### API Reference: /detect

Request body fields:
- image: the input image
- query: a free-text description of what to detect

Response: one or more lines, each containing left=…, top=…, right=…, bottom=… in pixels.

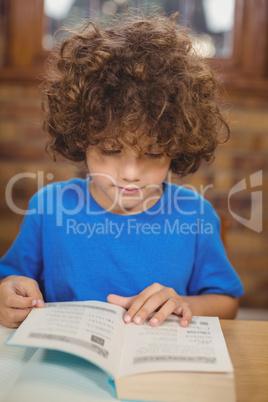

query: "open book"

left=6, top=301, right=236, bottom=402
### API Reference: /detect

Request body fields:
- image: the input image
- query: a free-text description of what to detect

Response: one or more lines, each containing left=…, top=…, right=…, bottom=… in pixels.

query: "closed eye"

left=144, top=153, right=164, bottom=159
left=100, top=149, right=121, bottom=156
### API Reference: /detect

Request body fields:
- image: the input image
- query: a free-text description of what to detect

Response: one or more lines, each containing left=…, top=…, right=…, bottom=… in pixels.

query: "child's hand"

left=0, top=275, right=45, bottom=328
left=107, top=283, right=192, bottom=327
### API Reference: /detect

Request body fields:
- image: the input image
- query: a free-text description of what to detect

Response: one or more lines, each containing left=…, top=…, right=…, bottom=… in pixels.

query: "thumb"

left=13, top=276, right=45, bottom=308
left=107, top=294, right=137, bottom=309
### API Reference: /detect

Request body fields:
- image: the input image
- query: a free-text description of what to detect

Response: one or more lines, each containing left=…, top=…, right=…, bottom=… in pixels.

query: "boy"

left=0, top=13, right=243, bottom=329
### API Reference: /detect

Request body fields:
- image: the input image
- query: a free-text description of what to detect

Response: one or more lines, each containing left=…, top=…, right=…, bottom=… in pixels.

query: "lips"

left=117, top=186, right=142, bottom=195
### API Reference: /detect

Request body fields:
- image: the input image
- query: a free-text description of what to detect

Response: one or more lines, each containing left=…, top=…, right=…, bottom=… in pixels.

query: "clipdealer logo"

left=4, top=170, right=263, bottom=233
left=228, top=170, right=263, bottom=233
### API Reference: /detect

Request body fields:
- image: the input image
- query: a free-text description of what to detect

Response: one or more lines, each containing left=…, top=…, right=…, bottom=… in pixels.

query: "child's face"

left=86, top=146, right=171, bottom=215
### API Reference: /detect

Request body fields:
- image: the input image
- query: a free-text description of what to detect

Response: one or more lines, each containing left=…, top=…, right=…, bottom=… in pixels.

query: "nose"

left=120, top=155, right=142, bottom=183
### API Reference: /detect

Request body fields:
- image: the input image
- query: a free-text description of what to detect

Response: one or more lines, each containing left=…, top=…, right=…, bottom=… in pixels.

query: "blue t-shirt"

left=0, top=179, right=243, bottom=302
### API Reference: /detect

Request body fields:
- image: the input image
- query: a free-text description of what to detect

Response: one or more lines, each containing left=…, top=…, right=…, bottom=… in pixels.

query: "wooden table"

left=221, top=320, right=268, bottom=402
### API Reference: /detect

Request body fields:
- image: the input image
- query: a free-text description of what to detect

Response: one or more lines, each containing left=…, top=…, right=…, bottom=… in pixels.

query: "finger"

left=16, top=277, right=45, bottom=302
left=6, top=277, right=45, bottom=308
left=107, top=294, right=137, bottom=309
left=5, top=306, right=33, bottom=325
left=174, top=305, right=193, bottom=327
left=126, top=287, right=170, bottom=324
left=4, top=290, right=45, bottom=309
left=125, top=284, right=164, bottom=321
left=7, top=296, right=45, bottom=309
left=180, top=306, right=193, bottom=327
left=2, top=287, right=37, bottom=309
left=35, top=300, right=46, bottom=308
left=1, top=319, right=22, bottom=329
left=6, top=321, right=21, bottom=329
left=149, top=297, right=182, bottom=327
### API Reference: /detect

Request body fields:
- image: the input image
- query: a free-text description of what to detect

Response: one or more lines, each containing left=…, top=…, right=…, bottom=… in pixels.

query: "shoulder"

left=164, top=181, right=217, bottom=218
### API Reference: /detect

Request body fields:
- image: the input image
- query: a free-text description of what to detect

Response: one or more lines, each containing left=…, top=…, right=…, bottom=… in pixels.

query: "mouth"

left=116, top=186, right=142, bottom=195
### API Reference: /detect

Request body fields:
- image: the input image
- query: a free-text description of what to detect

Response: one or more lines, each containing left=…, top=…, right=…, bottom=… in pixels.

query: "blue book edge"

left=5, top=331, right=118, bottom=399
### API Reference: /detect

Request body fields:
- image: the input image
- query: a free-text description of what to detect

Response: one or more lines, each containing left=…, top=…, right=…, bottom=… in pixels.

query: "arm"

left=0, top=191, right=47, bottom=328
left=182, top=293, right=239, bottom=319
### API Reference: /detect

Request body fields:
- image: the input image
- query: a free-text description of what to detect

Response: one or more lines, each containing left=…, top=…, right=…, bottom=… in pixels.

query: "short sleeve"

left=0, top=193, right=44, bottom=286
left=187, top=199, right=244, bottom=297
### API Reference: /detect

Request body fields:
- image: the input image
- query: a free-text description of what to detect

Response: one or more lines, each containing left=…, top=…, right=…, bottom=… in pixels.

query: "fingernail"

left=182, top=320, right=189, bottom=327
left=32, top=299, right=37, bottom=306
left=134, top=316, right=141, bottom=324
left=151, top=318, right=159, bottom=326
left=124, top=315, right=131, bottom=323
left=37, top=299, right=45, bottom=305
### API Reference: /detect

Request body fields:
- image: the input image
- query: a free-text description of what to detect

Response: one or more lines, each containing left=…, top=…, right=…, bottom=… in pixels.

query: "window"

left=43, top=0, right=236, bottom=58
left=0, top=0, right=267, bottom=96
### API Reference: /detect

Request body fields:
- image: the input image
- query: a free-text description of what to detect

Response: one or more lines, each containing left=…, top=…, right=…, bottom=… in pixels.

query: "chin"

left=118, top=201, right=142, bottom=211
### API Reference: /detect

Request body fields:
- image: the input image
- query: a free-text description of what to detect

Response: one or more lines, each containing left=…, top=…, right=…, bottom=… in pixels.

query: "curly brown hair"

left=42, top=11, right=229, bottom=176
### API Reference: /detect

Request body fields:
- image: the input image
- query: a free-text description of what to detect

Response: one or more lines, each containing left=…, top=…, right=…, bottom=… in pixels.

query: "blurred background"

left=0, top=0, right=267, bottom=317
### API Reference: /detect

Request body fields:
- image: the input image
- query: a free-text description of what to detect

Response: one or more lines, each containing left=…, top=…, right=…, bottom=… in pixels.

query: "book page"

left=7, top=301, right=126, bottom=378
left=117, top=315, right=234, bottom=378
